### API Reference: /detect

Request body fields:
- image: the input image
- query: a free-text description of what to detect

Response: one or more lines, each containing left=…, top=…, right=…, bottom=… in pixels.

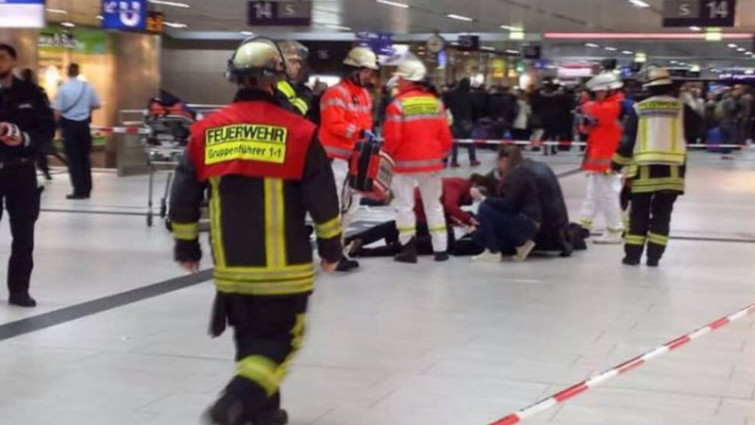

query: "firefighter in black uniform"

left=168, top=37, right=342, bottom=425
left=0, top=44, right=55, bottom=308
left=612, top=67, right=686, bottom=267
left=276, top=40, right=311, bottom=118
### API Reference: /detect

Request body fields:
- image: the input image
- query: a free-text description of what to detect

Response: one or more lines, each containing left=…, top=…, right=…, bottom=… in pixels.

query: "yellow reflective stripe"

left=640, top=165, right=649, bottom=181
left=215, top=277, right=314, bottom=296
left=397, top=226, right=416, bottom=234
left=292, top=98, right=309, bottom=115
left=670, top=166, right=679, bottom=179
left=277, top=81, right=296, bottom=97
left=639, top=118, right=649, bottom=153
left=273, top=313, right=306, bottom=385
left=214, top=265, right=315, bottom=282
left=578, top=219, right=593, bottom=229
left=429, top=225, right=447, bottom=233
left=172, top=222, right=199, bottom=241
left=634, top=151, right=686, bottom=164
left=625, top=234, right=646, bottom=245
left=264, top=179, right=287, bottom=268
left=670, top=117, right=679, bottom=154
left=315, top=216, right=342, bottom=240
left=236, top=355, right=280, bottom=396
left=632, top=177, right=685, bottom=187
left=209, top=178, right=226, bottom=268
left=612, top=153, right=632, bottom=166
left=647, top=232, right=669, bottom=246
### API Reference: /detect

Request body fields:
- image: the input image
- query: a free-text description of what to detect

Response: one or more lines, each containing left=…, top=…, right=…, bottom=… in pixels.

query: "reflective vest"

left=634, top=95, right=687, bottom=165
left=318, top=79, right=373, bottom=160
left=277, top=80, right=309, bottom=116
left=582, top=94, right=623, bottom=172
left=382, top=87, right=453, bottom=174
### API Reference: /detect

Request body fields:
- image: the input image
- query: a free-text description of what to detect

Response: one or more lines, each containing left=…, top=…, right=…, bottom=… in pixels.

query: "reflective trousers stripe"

left=172, top=222, right=199, bottom=241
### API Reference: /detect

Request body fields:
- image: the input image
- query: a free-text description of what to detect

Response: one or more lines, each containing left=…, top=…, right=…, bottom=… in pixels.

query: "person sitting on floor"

left=470, top=146, right=542, bottom=262
left=345, top=177, right=486, bottom=258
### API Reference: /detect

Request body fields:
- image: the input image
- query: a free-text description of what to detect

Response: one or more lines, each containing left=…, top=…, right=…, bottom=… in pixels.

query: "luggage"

left=348, top=135, right=394, bottom=201
left=706, top=127, right=724, bottom=153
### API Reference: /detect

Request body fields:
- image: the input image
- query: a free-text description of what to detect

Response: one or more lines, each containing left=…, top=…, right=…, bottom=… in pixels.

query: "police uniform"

left=0, top=76, right=55, bottom=305
left=169, top=87, right=342, bottom=422
left=612, top=94, right=686, bottom=265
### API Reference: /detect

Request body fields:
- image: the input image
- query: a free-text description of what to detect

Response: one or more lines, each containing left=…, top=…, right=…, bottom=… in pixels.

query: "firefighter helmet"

left=394, top=53, right=427, bottom=82
left=226, top=37, right=287, bottom=83
left=586, top=71, right=623, bottom=92
left=644, top=66, right=673, bottom=88
left=343, top=46, right=379, bottom=70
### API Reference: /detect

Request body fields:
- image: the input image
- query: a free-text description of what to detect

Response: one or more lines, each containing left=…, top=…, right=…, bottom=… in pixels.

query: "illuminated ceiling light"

left=737, top=47, right=746, bottom=52
left=506, top=49, right=520, bottom=54
left=61, top=21, right=75, bottom=27
left=97, top=15, right=104, bottom=20
left=509, top=31, right=525, bottom=40
left=447, top=14, right=474, bottom=22
left=164, top=21, right=188, bottom=28
left=585, top=42, right=599, bottom=48
left=728, top=43, right=738, bottom=48
left=705, top=31, right=722, bottom=41
left=690, top=65, right=701, bottom=72
left=604, top=46, right=618, bottom=51
left=325, top=24, right=352, bottom=31
left=670, top=60, right=678, bottom=64
left=746, top=69, right=754, bottom=75
left=376, top=0, right=409, bottom=8
left=148, top=0, right=190, bottom=8
left=481, top=46, right=495, bottom=51
left=46, top=8, right=68, bottom=14
left=628, top=0, right=651, bottom=7
left=545, top=33, right=751, bottom=40
left=622, top=50, right=633, bottom=54
left=689, top=26, right=702, bottom=31
left=240, top=31, right=254, bottom=36
left=500, top=25, right=522, bottom=31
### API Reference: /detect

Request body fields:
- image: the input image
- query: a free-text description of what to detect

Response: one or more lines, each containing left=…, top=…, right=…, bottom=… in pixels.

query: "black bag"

left=568, top=223, right=588, bottom=251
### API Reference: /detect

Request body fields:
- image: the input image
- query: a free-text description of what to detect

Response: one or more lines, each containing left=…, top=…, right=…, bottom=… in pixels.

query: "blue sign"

left=102, top=0, right=147, bottom=31
left=357, top=32, right=394, bottom=56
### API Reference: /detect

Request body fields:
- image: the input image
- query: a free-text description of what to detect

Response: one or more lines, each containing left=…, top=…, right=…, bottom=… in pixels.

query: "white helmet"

left=394, top=53, right=427, bottom=82
left=586, top=71, right=623, bottom=92
left=644, top=67, right=673, bottom=88
left=343, top=46, right=379, bottom=70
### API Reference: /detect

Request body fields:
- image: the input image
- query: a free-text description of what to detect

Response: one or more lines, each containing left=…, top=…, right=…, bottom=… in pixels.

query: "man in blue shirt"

left=52, top=63, right=101, bottom=199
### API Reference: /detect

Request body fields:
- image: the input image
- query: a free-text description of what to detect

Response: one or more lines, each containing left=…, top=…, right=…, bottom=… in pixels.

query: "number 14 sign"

left=663, top=0, right=737, bottom=27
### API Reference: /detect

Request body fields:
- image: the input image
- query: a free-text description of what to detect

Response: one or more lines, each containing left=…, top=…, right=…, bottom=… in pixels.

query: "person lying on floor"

left=470, top=145, right=543, bottom=262
left=345, top=177, right=486, bottom=258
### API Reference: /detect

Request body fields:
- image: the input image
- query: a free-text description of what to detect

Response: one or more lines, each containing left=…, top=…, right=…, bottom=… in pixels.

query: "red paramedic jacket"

left=582, top=93, right=624, bottom=172
left=382, top=86, right=453, bottom=174
left=318, top=79, right=374, bottom=160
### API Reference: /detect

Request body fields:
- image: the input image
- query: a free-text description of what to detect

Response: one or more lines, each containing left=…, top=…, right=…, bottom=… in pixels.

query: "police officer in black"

left=0, top=44, right=56, bottom=307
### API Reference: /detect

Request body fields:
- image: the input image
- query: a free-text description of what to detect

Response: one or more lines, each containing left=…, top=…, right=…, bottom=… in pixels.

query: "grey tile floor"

left=0, top=149, right=754, bottom=425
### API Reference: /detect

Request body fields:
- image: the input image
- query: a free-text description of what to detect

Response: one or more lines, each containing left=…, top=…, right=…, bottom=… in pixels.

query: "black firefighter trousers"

left=212, top=292, right=309, bottom=423
left=625, top=192, right=678, bottom=262
left=0, top=163, right=40, bottom=296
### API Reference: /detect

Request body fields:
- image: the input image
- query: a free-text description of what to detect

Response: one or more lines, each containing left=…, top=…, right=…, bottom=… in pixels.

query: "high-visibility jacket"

left=169, top=89, right=342, bottom=296
left=612, top=95, right=687, bottom=194
left=277, top=80, right=309, bottom=116
left=318, top=79, right=373, bottom=160
left=382, top=86, right=453, bottom=174
left=582, top=93, right=623, bottom=172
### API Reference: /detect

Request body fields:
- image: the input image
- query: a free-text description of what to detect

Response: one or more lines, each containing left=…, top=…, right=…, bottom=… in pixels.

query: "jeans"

left=450, top=120, right=477, bottom=163
left=474, top=203, right=538, bottom=255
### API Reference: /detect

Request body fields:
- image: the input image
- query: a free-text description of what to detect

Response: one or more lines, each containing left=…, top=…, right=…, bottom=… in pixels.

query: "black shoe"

left=622, top=257, right=640, bottom=266
left=394, top=239, right=418, bottom=264
left=203, top=394, right=247, bottom=425
left=44, top=172, right=52, bottom=181
left=252, top=409, right=289, bottom=425
left=9, top=293, right=36, bottom=308
left=434, top=252, right=450, bottom=262
left=344, top=238, right=362, bottom=258
left=646, top=257, right=660, bottom=267
left=335, top=257, right=359, bottom=272
left=66, top=194, right=87, bottom=200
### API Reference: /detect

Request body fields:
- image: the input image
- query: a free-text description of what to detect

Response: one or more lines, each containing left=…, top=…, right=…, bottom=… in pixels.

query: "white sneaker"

left=513, top=240, right=536, bottom=262
left=593, top=232, right=623, bottom=245
left=472, top=250, right=502, bottom=262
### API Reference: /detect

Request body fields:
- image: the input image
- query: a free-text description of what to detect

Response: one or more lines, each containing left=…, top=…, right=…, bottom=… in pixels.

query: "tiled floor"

left=0, top=149, right=754, bottom=425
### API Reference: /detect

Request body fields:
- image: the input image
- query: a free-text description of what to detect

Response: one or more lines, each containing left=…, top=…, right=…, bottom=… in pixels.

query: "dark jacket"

left=521, top=159, right=571, bottom=253
left=0, top=77, right=55, bottom=161
left=488, top=91, right=519, bottom=126
left=443, top=79, right=474, bottom=123
left=169, top=89, right=342, bottom=296
left=485, top=164, right=542, bottom=224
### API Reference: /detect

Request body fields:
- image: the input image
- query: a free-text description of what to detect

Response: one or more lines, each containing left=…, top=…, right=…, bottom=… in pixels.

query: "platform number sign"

left=101, top=0, right=147, bottom=31
left=247, top=1, right=312, bottom=26
left=663, top=0, right=736, bottom=27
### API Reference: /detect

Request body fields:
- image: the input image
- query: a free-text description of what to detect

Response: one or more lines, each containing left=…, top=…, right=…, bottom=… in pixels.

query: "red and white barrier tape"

left=488, top=303, right=755, bottom=425
left=91, top=125, right=151, bottom=135
left=455, top=139, right=748, bottom=149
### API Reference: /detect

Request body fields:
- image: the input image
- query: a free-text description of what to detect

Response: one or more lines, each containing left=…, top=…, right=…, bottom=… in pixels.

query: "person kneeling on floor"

left=471, top=146, right=542, bottom=262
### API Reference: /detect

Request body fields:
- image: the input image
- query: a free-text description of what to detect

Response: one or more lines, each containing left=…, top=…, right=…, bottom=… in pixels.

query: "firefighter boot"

left=394, top=238, right=418, bottom=264
left=203, top=393, right=248, bottom=425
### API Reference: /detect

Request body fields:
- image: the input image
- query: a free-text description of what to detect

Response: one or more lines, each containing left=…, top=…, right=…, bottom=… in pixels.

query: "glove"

left=361, top=129, right=376, bottom=141
left=0, top=122, right=25, bottom=147
left=174, top=240, right=202, bottom=264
